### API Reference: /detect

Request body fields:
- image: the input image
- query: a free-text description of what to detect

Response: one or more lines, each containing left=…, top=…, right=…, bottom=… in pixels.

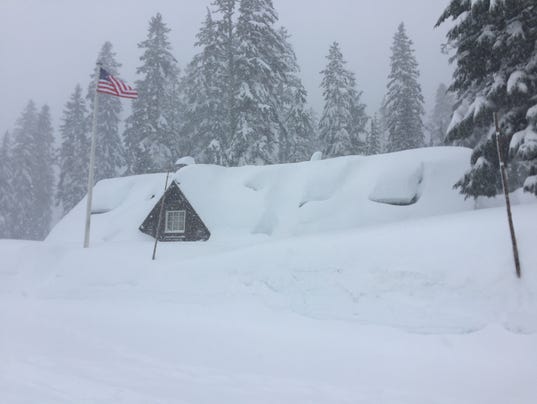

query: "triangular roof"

left=139, top=181, right=210, bottom=241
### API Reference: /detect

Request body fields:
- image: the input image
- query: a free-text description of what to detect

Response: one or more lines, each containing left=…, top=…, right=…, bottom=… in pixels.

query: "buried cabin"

left=139, top=181, right=211, bottom=242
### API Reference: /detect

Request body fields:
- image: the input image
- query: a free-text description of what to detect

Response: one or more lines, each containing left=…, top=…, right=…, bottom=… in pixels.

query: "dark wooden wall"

left=139, top=182, right=210, bottom=242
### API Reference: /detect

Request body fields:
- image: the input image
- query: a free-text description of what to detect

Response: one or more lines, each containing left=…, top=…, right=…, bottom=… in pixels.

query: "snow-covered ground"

left=1, top=147, right=537, bottom=403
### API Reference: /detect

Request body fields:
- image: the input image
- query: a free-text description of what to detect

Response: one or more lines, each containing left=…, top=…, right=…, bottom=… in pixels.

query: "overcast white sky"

left=0, top=0, right=453, bottom=135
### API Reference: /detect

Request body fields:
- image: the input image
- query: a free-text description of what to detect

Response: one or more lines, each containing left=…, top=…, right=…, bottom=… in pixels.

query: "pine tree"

left=319, top=42, right=367, bottom=158
left=124, top=13, right=182, bottom=174
left=367, top=114, right=382, bottom=155
left=87, top=42, right=125, bottom=181
left=230, top=0, right=288, bottom=165
left=377, top=96, right=390, bottom=153
left=0, top=132, right=14, bottom=238
left=278, top=27, right=315, bottom=163
left=182, top=7, right=229, bottom=164
left=427, top=83, right=455, bottom=146
left=57, top=85, right=90, bottom=215
left=350, top=83, right=368, bottom=154
left=34, top=105, right=55, bottom=239
left=384, top=23, right=425, bottom=152
left=284, top=84, right=315, bottom=162
left=183, top=0, right=311, bottom=166
left=437, top=0, right=537, bottom=197
left=10, top=101, right=41, bottom=240
left=308, top=108, right=322, bottom=154
left=213, top=0, right=239, bottom=163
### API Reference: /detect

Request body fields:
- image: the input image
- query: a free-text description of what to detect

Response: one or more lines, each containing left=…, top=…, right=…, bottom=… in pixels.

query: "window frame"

left=164, top=210, right=186, bottom=234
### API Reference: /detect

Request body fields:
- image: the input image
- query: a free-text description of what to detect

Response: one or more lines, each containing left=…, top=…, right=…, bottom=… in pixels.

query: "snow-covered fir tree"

left=7, top=103, right=54, bottom=239
left=0, top=132, right=14, bottom=238
left=165, top=69, right=186, bottom=162
left=229, top=0, right=288, bottom=165
left=427, top=83, right=455, bottom=146
left=181, top=7, right=229, bottom=164
left=350, top=86, right=369, bottom=153
left=34, top=105, right=55, bottom=239
left=318, top=42, right=368, bottom=158
left=283, top=83, right=315, bottom=162
left=87, top=42, right=125, bottom=181
left=182, top=0, right=313, bottom=166
left=366, top=114, right=382, bottom=155
left=278, top=27, right=315, bottom=163
left=384, top=23, right=425, bottom=152
left=57, top=85, right=90, bottom=215
left=307, top=107, right=322, bottom=154
left=10, top=101, right=42, bottom=240
left=213, top=0, right=239, bottom=164
left=377, top=96, right=390, bottom=153
left=124, top=13, right=182, bottom=174
left=437, top=0, right=537, bottom=197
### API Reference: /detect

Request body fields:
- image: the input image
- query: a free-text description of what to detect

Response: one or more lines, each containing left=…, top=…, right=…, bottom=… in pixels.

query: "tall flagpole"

left=84, top=62, right=102, bottom=248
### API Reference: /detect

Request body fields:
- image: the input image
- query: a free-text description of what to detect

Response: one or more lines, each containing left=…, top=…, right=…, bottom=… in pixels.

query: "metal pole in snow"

left=83, top=62, right=102, bottom=248
left=493, top=112, right=522, bottom=278
left=152, top=170, right=170, bottom=261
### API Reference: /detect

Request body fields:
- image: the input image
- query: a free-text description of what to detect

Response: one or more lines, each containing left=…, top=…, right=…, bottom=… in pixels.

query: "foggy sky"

left=0, top=0, right=452, bottom=135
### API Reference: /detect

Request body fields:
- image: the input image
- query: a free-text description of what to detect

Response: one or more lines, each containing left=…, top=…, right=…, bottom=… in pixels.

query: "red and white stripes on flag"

left=97, top=67, right=138, bottom=99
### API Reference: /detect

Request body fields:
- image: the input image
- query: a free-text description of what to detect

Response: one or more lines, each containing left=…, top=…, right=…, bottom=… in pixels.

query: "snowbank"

left=2, top=146, right=537, bottom=404
left=2, top=202, right=537, bottom=403
left=48, top=147, right=474, bottom=243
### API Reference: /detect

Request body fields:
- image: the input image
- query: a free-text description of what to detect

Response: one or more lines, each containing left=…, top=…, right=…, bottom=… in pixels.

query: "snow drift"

left=48, top=147, right=475, bottom=243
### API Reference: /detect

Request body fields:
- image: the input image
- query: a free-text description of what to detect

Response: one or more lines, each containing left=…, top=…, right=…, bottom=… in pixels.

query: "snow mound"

left=369, top=162, right=424, bottom=205
left=47, top=147, right=474, bottom=243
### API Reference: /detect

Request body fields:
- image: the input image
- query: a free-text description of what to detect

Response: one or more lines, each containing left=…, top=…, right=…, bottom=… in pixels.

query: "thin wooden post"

left=152, top=170, right=170, bottom=261
left=494, top=112, right=522, bottom=278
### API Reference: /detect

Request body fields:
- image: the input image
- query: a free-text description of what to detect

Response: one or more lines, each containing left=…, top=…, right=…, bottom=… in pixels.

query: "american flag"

left=97, top=67, right=138, bottom=99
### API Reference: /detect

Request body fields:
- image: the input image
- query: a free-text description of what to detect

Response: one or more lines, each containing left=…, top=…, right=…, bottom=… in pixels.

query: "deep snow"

left=47, top=147, right=480, bottom=242
left=2, top=147, right=537, bottom=403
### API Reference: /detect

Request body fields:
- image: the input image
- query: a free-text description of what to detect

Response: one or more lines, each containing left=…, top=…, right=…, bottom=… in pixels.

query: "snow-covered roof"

left=47, top=147, right=475, bottom=243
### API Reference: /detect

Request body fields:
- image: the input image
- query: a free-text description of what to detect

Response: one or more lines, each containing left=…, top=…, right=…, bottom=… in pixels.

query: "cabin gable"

left=139, top=181, right=210, bottom=242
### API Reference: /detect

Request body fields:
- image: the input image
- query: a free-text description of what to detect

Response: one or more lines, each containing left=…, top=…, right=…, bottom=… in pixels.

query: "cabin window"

left=165, top=210, right=186, bottom=233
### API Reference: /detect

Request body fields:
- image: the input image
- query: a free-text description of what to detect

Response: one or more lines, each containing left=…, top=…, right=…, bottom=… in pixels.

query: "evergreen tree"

left=278, top=27, right=315, bottom=163
left=283, top=83, right=315, bottom=162
left=10, top=101, right=41, bottom=240
left=427, top=83, right=455, bottom=146
left=318, top=42, right=367, bottom=158
left=57, top=85, right=90, bottom=215
left=350, top=83, right=369, bottom=153
left=213, top=0, right=239, bottom=163
left=230, top=0, right=288, bottom=165
left=384, top=23, right=425, bottom=152
left=366, top=114, right=382, bottom=155
left=377, top=96, right=390, bottom=153
left=182, top=0, right=312, bottom=166
left=0, top=132, right=14, bottom=238
left=124, top=13, right=182, bottom=174
left=308, top=108, right=322, bottom=154
left=34, top=105, right=55, bottom=239
left=182, top=7, right=229, bottom=164
left=87, top=42, right=125, bottom=181
left=437, top=0, right=537, bottom=197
